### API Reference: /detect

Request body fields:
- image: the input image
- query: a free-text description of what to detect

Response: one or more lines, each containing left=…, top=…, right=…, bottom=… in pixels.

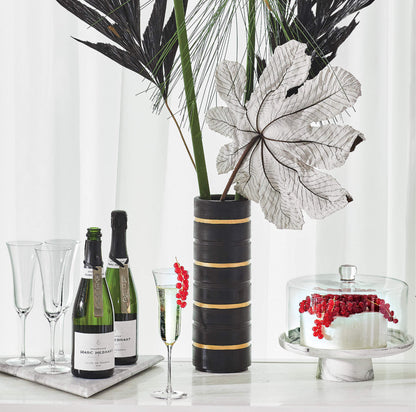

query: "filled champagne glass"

left=152, top=268, right=186, bottom=400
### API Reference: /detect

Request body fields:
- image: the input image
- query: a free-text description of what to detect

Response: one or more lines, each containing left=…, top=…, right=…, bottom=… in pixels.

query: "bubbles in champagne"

left=157, top=287, right=181, bottom=344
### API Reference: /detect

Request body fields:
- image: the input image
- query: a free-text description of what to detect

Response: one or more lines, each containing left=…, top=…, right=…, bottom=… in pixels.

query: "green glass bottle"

left=106, top=211, right=138, bottom=365
left=72, top=227, right=115, bottom=378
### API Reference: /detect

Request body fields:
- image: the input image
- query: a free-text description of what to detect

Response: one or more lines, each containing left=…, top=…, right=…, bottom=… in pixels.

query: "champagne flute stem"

left=58, top=310, right=67, bottom=356
left=49, top=319, right=57, bottom=369
left=19, top=313, right=26, bottom=361
left=166, top=344, right=173, bottom=396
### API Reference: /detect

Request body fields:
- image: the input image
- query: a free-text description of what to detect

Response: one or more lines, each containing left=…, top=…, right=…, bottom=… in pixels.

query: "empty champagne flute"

left=152, top=268, right=186, bottom=400
left=35, top=245, right=71, bottom=374
left=6, top=241, right=43, bottom=367
left=44, top=239, right=79, bottom=364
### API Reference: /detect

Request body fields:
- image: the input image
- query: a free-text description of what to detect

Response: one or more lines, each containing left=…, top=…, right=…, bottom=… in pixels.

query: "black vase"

left=192, top=195, right=251, bottom=373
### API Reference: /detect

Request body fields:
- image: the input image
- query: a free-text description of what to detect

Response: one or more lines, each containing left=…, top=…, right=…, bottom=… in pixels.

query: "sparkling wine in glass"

left=35, top=244, right=71, bottom=374
left=6, top=241, right=43, bottom=367
left=44, top=239, right=79, bottom=364
left=152, top=268, right=186, bottom=400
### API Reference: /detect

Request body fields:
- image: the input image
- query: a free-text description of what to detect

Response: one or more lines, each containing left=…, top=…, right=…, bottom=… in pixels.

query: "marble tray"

left=0, top=355, right=163, bottom=398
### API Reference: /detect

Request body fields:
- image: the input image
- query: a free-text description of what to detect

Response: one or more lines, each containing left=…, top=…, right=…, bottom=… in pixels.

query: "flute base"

left=152, top=390, right=187, bottom=400
left=34, top=364, right=70, bottom=375
left=43, top=354, right=71, bottom=364
left=6, top=357, right=41, bottom=367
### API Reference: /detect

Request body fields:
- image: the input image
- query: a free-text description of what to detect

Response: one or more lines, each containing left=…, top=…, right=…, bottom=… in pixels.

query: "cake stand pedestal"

left=279, top=328, right=413, bottom=382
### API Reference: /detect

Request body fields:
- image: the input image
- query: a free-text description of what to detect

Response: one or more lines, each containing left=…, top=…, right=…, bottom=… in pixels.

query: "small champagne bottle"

left=106, top=211, right=138, bottom=365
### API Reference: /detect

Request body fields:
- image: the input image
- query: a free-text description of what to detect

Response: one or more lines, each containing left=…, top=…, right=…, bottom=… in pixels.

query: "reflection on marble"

left=0, top=362, right=414, bottom=411
left=317, top=358, right=374, bottom=382
left=191, top=368, right=252, bottom=406
left=0, top=355, right=163, bottom=398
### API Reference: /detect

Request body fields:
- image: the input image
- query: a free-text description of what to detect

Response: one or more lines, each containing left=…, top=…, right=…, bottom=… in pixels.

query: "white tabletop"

left=0, top=361, right=415, bottom=411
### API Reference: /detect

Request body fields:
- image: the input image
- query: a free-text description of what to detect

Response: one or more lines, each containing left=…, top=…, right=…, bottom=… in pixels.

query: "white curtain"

left=0, top=0, right=414, bottom=363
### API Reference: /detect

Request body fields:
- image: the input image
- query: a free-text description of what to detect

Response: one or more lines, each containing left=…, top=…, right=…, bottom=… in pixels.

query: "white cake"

left=300, top=312, right=388, bottom=349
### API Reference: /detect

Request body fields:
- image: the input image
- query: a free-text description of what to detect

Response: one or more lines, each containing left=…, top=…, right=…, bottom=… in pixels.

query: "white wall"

left=0, top=0, right=414, bottom=363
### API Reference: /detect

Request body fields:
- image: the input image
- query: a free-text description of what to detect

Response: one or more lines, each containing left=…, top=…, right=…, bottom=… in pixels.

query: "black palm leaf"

left=56, top=0, right=188, bottom=101
left=263, top=0, right=376, bottom=78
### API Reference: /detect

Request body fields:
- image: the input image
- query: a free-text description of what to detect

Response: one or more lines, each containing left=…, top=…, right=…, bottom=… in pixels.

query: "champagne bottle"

left=72, top=227, right=115, bottom=378
left=105, top=210, right=138, bottom=365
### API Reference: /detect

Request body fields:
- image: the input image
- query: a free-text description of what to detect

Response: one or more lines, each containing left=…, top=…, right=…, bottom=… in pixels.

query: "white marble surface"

left=0, top=361, right=414, bottom=411
left=0, top=355, right=163, bottom=398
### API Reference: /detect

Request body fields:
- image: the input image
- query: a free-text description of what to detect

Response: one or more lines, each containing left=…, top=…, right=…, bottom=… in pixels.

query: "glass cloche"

left=286, top=265, right=408, bottom=350
left=280, top=265, right=413, bottom=382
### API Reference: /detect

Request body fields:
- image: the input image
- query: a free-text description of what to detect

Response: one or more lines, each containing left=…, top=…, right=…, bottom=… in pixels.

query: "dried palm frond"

left=56, top=0, right=188, bottom=106
left=169, top=0, right=247, bottom=117
left=263, top=0, right=376, bottom=78
left=180, top=0, right=377, bottom=115
left=56, top=0, right=377, bottom=123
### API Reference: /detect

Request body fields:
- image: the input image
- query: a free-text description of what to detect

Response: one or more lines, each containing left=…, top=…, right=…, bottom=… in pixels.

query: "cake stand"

left=279, top=327, right=414, bottom=382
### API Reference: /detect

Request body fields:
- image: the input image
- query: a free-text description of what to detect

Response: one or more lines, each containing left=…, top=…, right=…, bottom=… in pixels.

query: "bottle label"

left=107, top=258, right=131, bottom=314
left=93, top=266, right=104, bottom=317
left=119, top=264, right=130, bottom=313
left=107, top=258, right=128, bottom=269
left=74, top=331, right=114, bottom=371
left=82, top=268, right=105, bottom=279
left=114, top=320, right=137, bottom=358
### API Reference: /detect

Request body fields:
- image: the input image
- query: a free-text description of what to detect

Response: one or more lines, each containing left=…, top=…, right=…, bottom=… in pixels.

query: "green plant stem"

left=245, top=0, right=256, bottom=102
left=234, top=0, right=256, bottom=202
left=163, top=98, right=196, bottom=170
left=173, top=0, right=210, bottom=199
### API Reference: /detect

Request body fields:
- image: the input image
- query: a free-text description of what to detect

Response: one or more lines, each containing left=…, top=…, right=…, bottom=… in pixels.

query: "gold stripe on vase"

left=194, top=217, right=251, bottom=225
left=192, top=342, right=251, bottom=350
left=194, top=260, right=250, bottom=268
left=193, top=301, right=251, bottom=309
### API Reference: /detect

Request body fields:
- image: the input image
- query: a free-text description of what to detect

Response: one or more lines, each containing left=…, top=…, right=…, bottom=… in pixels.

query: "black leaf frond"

left=74, top=38, right=154, bottom=83
left=57, top=0, right=125, bottom=46
left=265, top=0, right=377, bottom=78
left=56, top=0, right=186, bottom=108
left=143, top=0, right=167, bottom=80
left=256, top=55, right=267, bottom=80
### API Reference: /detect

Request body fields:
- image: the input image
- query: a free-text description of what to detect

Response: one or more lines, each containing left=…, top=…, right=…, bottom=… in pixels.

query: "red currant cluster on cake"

left=174, top=260, right=189, bottom=308
left=299, top=293, right=398, bottom=339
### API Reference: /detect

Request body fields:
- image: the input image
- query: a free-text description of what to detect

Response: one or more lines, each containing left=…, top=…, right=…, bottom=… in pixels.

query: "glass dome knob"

left=339, top=264, right=357, bottom=281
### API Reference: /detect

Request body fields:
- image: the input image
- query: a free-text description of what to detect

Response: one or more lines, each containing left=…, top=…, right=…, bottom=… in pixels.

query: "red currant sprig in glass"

left=174, top=260, right=189, bottom=308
